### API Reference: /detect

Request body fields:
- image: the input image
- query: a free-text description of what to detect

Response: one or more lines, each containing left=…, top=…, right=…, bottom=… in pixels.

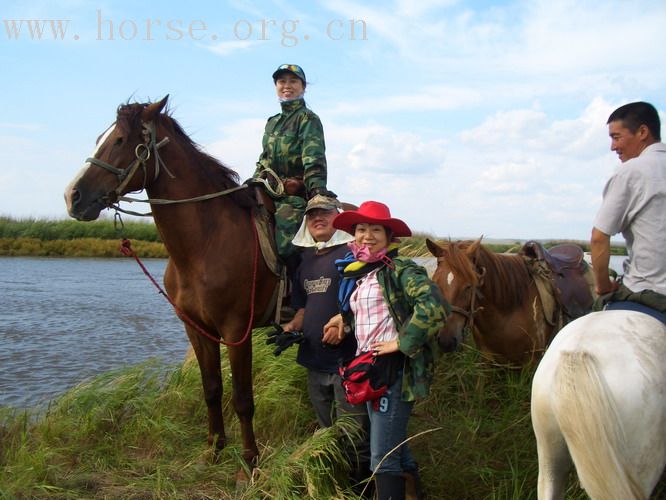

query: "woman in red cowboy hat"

left=324, top=201, right=449, bottom=500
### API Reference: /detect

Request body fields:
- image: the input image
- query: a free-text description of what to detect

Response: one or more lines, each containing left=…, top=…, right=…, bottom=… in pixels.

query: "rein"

left=118, top=218, right=259, bottom=347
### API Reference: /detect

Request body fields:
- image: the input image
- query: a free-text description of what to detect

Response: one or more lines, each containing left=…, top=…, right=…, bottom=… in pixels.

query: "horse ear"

left=142, top=95, right=169, bottom=122
left=468, top=235, right=484, bottom=255
left=426, top=238, right=444, bottom=257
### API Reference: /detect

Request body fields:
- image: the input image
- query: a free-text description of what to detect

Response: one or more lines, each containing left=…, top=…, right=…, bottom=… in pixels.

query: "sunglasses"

left=277, top=64, right=302, bottom=72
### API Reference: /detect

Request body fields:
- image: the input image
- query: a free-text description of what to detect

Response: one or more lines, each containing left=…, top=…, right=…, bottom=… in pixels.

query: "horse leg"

left=227, top=340, right=259, bottom=467
left=533, top=419, right=571, bottom=500
left=186, top=325, right=226, bottom=456
left=532, top=363, right=571, bottom=500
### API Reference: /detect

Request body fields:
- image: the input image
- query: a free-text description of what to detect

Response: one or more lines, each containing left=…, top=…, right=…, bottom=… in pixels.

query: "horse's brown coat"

left=65, top=97, right=277, bottom=465
left=427, top=238, right=555, bottom=366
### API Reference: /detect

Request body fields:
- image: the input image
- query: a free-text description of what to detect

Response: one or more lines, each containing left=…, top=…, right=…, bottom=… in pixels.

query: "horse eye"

left=114, top=137, right=123, bottom=146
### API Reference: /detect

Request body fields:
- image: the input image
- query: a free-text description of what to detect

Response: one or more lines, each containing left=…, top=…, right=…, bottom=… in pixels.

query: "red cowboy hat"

left=332, top=201, right=412, bottom=237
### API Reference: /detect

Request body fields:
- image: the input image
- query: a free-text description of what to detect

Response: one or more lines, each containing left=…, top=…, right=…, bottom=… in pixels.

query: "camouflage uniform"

left=254, top=98, right=327, bottom=258
left=342, top=256, right=450, bottom=402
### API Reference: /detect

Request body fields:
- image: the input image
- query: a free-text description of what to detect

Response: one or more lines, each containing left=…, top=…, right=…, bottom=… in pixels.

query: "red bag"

left=339, top=351, right=389, bottom=406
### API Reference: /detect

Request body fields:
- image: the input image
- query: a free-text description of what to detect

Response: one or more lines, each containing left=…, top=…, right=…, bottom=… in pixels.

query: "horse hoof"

left=235, top=467, right=250, bottom=485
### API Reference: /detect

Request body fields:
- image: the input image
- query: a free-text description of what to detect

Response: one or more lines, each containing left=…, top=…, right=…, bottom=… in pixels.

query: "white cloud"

left=325, top=85, right=481, bottom=115
left=322, top=0, right=666, bottom=104
left=319, top=122, right=448, bottom=204
left=205, top=118, right=266, bottom=178
left=189, top=95, right=620, bottom=240
left=460, top=97, right=615, bottom=158
left=395, top=0, right=460, bottom=18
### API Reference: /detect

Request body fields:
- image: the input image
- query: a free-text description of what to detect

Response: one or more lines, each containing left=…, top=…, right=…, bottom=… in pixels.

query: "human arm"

left=388, top=261, right=449, bottom=357
left=298, top=113, right=328, bottom=198
left=283, top=308, right=305, bottom=333
left=590, top=227, right=619, bottom=295
left=254, top=116, right=276, bottom=178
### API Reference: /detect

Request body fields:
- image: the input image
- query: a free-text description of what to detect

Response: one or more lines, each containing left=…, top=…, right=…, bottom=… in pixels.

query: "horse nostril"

left=438, top=335, right=458, bottom=353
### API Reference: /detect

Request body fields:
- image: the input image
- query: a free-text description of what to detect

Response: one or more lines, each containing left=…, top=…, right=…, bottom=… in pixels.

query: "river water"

left=0, top=254, right=627, bottom=410
left=0, top=257, right=190, bottom=409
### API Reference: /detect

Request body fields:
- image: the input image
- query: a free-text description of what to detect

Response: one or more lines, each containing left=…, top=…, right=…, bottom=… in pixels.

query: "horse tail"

left=552, top=350, right=646, bottom=500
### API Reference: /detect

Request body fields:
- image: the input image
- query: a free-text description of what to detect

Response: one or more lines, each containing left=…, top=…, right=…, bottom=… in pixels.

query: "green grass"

left=0, top=331, right=361, bottom=499
left=0, top=217, right=627, bottom=258
left=0, top=216, right=161, bottom=242
left=7, top=329, right=663, bottom=498
left=0, top=216, right=167, bottom=258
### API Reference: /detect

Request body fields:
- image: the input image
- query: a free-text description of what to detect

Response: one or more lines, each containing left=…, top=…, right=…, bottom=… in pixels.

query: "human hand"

left=370, top=340, right=399, bottom=356
left=265, top=322, right=304, bottom=356
left=322, top=314, right=345, bottom=345
left=595, top=279, right=620, bottom=296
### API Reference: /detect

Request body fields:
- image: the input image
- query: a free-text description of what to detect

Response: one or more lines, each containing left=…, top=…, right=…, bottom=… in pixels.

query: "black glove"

left=265, top=322, right=305, bottom=356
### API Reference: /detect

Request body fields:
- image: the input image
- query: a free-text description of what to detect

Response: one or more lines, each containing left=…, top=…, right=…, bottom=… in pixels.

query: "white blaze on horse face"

left=447, top=271, right=454, bottom=286
left=64, top=123, right=117, bottom=210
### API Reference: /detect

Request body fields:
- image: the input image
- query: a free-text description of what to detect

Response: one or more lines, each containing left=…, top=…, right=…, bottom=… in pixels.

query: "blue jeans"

left=367, top=371, right=417, bottom=474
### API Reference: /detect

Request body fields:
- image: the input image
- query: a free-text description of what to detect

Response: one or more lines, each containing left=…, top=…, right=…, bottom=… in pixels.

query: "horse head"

left=64, top=96, right=169, bottom=221
left=426, top=238, right=484, bottom=352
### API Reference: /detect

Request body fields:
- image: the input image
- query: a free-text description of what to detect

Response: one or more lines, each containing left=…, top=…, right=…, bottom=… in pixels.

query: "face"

left=305, top=208, right=337, bottom=242
left=354, top=223, right=389, bottom=254
left=275, top=74, right=304, bottom=100
left=608, top=120, right=648, bottom=163
left=425, top=238, right=475, bottom=352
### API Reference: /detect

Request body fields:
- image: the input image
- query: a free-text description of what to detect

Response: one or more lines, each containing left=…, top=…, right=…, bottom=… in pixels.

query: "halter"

left=448, top=244, right=486, bottom=339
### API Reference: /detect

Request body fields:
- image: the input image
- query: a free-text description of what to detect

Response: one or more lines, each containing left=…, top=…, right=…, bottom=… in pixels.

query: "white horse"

left=531, top=310, right=666, bottom=500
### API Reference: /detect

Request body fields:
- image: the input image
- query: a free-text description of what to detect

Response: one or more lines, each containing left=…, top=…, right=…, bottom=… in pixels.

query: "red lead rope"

left=119, top=217, right=259, bottom=346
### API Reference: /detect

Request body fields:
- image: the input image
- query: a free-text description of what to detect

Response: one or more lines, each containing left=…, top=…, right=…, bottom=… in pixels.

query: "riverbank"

left=0, top=216, right=626, bottom=257
left=0, top=331, right=595, bottom=499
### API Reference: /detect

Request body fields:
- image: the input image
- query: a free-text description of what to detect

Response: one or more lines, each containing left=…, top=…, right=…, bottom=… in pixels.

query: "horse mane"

left=443, top=240, right=533, bottom=311
left=116, top=101, right=255, bottom=208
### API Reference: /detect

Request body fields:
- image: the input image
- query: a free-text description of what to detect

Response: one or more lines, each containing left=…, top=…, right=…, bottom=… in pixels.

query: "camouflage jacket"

left=254, top=98, right=327, bottom=198
left=342, top=256, right=449, bottom=402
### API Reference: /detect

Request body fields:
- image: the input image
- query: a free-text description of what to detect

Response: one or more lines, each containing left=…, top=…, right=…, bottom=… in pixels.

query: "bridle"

left=447, top=244, right=486, bottom=339
left=86, top=121, right=172, bottom=209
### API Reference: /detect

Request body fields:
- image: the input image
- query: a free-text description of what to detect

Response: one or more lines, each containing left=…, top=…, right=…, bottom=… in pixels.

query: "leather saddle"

left=520, top=241, right=594, bottom=320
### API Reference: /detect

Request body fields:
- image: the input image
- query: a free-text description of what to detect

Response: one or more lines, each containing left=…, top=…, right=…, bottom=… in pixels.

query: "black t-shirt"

left=292, top=244, right=357, bottom=373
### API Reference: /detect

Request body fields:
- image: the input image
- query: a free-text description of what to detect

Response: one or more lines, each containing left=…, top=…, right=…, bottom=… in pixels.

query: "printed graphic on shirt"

left=304, top=276, right=332, bottom=295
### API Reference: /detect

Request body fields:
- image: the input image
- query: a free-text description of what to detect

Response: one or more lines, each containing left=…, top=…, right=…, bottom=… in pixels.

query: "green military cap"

left=272, top=64, right=306, bottom=85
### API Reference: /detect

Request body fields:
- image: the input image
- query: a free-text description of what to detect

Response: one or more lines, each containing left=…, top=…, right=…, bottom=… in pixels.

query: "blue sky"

left=1, top=0, right=665, bottom=241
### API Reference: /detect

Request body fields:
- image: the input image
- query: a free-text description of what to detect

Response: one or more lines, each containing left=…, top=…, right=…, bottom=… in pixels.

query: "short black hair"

left=607, top=101, right=661, bottom=141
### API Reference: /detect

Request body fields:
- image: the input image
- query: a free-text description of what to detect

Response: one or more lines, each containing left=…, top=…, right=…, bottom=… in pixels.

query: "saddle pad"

left=252, top=209, right=281, bottom=276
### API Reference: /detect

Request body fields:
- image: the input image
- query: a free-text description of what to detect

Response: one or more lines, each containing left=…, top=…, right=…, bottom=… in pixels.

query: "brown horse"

left=426, top=238, right=557, bottom=365
left=64, top=96, right=277, bottom=466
